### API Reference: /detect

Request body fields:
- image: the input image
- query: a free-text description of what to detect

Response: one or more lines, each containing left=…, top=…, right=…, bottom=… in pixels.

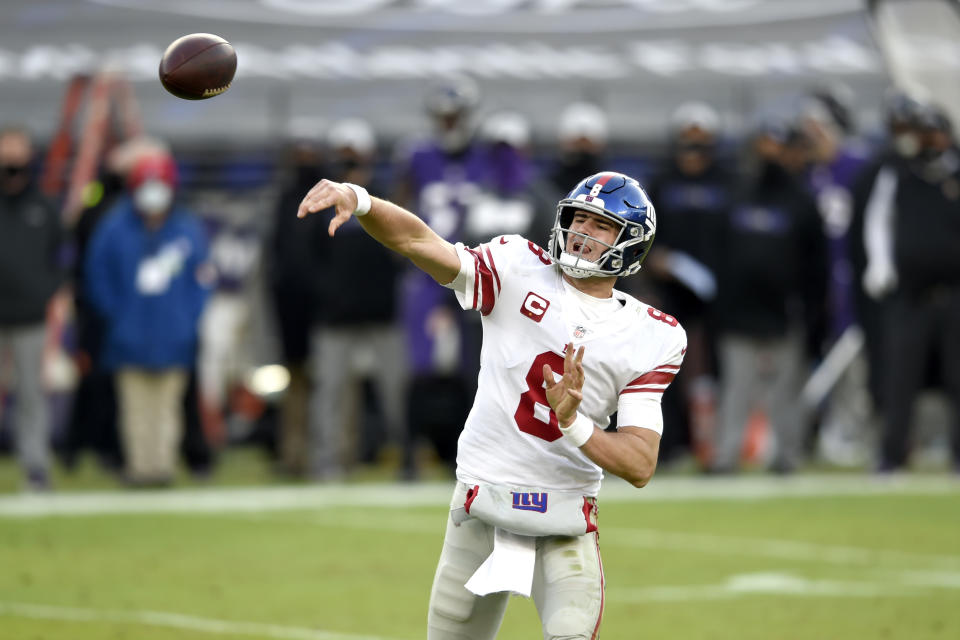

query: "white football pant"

left=427, top=483, right=604, bottom=640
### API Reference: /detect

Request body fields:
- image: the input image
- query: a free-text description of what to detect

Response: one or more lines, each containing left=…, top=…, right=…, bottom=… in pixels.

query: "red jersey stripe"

left=484, top=244, right=501, bottom=294
left=478, top=263, right=495, bottom=315
left=626, top=371, right=676, bottom=387
left=620, top=387, right=667, bottom=395
left=466, top=247, right=496, bottom=316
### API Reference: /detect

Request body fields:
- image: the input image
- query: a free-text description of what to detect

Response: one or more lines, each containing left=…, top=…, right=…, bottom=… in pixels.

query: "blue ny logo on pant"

left=511, top=492, right=548, bottom=513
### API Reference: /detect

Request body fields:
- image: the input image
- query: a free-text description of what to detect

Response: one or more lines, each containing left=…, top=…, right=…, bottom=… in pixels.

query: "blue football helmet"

left=549, top=171, right=656, bottom=278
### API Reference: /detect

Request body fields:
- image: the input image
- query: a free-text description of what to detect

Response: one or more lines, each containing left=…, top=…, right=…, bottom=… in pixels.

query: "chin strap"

left=558, top=251, right=604, bottom=278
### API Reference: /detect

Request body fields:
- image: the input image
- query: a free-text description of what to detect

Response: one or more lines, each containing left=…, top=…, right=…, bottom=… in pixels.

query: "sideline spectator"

left=85, top=150, right=211, bottom=486
left=196, top=167, right=268, bottom=450
left=645, top=102, right=733, bottom=466
left=308, top=118, right=410, bottom=480
left=798, top=86, right=874, bottom=465
left=63, top=137, right=168, bottom=473
left=858, top=101, right=960, bottom=473
left=464, top=111, right=541, bottom=246
left=711, top=119, right=828, bottom=474
left=267, top=125, right=327, bottom=477
left=548, top=102, right=609, bottom=198
left=850, top=90, right=927, bottom=416
left=393, top=76, right=484, bottom=469
left=0, top=126, right=64, bottom=491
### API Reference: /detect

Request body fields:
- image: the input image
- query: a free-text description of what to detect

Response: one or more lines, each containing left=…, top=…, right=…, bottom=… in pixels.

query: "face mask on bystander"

left=134, top=179, right=173, bottom=217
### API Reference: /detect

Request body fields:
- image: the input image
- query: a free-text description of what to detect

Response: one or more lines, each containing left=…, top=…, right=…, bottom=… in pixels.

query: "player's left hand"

left=296, top=179, right=358, bottom=236
left=544, top=343, right=585, bottom=428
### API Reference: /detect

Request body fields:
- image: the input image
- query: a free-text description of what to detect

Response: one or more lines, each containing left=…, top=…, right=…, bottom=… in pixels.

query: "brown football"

left=159, top=33, right=237, bottom=100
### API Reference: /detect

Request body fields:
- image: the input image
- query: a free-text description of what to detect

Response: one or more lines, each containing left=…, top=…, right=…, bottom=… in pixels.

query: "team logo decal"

left=641, top=216, right=656, bottom=241
left=521, top=292, right=550, bottom=322
left=512, top=491, right=548, bottom=513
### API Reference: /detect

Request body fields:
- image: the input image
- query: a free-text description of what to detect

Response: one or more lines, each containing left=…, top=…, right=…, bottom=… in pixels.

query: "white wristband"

left=560, top=412, right=594, bottom=448
left=343, top=183, right=372, bottom=216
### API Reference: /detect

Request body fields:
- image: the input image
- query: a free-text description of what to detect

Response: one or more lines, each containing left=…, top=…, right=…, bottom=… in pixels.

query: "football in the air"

left=159, top=33, right=237, bottom=100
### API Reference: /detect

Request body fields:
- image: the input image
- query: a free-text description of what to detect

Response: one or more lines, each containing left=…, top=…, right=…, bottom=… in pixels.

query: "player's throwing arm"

left=297, top=179, right=460, bottom=285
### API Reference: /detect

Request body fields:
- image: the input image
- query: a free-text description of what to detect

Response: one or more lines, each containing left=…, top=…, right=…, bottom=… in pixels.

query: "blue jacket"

left=84, top=198, right=211, bottom=370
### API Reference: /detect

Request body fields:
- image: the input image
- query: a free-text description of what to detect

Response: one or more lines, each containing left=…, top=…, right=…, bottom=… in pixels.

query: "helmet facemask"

left=550, top=203, right=650, bottom=279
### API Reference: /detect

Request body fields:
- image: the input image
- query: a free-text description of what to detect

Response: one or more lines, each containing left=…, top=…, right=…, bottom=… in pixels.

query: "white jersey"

left=444, top=235, right=687, bottom=495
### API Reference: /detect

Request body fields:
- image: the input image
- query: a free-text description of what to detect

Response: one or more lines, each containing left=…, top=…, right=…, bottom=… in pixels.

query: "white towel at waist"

left=464, top=527, right=537, bottom=597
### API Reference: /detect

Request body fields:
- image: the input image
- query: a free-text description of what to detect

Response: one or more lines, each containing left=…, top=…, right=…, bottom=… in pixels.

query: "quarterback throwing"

left=298, top=171, right=685, bottom=640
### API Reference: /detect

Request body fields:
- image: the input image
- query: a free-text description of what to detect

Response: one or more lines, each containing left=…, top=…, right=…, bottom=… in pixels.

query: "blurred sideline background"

left=2, top=2, right=960, bottom=640
left=0, top=0, right=958, bottom=486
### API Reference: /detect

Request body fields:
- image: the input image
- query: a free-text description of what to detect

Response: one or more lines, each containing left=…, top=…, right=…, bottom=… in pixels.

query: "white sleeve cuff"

left=343, top=183, right=372, bottom=216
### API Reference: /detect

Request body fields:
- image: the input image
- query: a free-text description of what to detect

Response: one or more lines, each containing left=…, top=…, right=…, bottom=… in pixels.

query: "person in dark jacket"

left=645, top=102, right=734, bottom=467
left=711, top=119, right=828, bottom=473
left=0, top=126, right=63, bottom=490
left=858, top=102, right=960, bottom=472
left=849, top=90, right=928, bottom=415
left=267, top=130, right=327, bottom=477
left=308, top=118, right=410, bottom=480
left=85, top=150, right=211, bottom=485
left=548, top=102, right=609, bottom=201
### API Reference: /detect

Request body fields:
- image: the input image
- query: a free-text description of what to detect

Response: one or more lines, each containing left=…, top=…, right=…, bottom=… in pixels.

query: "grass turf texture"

left=1, top=474, right=958, bottom=639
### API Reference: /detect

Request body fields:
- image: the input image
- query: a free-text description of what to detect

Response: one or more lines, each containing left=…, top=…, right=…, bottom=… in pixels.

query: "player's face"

left=566, top=210, right=618, bottom=259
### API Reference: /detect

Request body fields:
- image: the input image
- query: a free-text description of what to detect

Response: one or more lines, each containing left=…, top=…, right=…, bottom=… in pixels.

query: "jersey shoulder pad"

left=636, top=299, right=685, bottom=334
left=618, top=300, right=687, bottom=400
left=626, top=296, right=687, bottom=359
left=491, top=235, right=554, bottom=268
left=471, top=235, right=553, bottom=275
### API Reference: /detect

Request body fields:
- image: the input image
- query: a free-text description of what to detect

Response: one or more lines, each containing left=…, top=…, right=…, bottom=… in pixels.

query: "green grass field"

left=1, top=463, right=958, bottom=639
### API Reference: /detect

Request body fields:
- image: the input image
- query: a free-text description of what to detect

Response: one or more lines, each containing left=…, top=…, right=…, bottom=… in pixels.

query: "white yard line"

left=0, top=474, right=957, bottom=518
left=2, top=476, right=957, bottom=572
left=0, top=601, right=407, bottom=640
left=214, top=510, right=960, bottom=572
left=607, top=570, right=960, bottom=603
left=600, top=527, right=960, bottom=570
left=0, top=483, right=455, bottom=517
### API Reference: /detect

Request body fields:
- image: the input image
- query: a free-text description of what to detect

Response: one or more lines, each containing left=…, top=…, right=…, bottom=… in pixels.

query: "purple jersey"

left=200, top=215, right=262, bottom=293
left=401, top=138, right=530, bottom=373
left=807, top=141, right=871, bottom=338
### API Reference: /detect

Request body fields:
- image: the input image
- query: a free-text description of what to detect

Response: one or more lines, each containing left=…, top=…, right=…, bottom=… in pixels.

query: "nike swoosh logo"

left=499, top=237, right=509, bottom=244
